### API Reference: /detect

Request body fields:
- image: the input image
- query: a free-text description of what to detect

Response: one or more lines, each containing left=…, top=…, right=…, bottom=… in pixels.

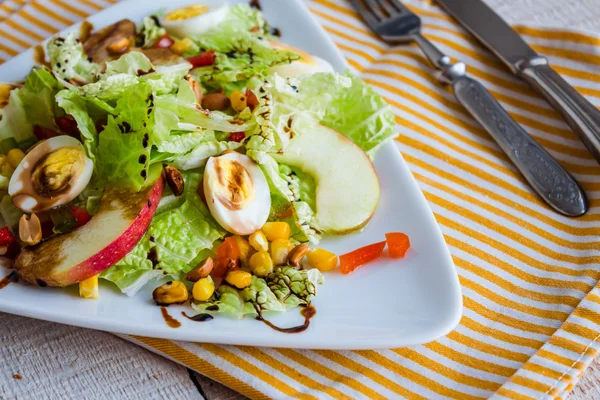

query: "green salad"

left=0, top=3, right=396, bottom=320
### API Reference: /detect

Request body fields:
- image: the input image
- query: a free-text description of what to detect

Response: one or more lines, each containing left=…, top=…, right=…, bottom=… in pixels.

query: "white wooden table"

left=2, top=1, right=600, bottom=399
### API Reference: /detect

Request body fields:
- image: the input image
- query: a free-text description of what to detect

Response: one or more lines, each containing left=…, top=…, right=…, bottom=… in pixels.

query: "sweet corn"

left=270, top=239, right=292, bottom=266
left=0, top=155, right=14, bottom=177
left=261, top=222, right=291, bottom=241
left=192, top=276, right=215, bottom=301
left=307, top=248, right=338, bottom=272
left=249, top=230, right=268, bottom=252
left=79, top=275, right=99, bottom=299
left=230, top=90, right=247, bottom=112
left=170, top=38, right=194, bottom=55
left=225, top=270, right=252, bottom=289
left=249, top=251, right=274, bottom=277
left=7, top=148, right=24, bottom=169
left=233, top=235, right=251, bottom=264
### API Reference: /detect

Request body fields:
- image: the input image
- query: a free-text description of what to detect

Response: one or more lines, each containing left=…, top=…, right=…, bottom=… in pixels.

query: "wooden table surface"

left=2, top=0, right=600, bottom=399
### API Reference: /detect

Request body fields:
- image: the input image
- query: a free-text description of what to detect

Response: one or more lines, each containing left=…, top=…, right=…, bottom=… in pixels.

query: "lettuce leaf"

left=0, top=89, right=34, bottom=145
left=172, top=140, right=242, bottom=170
left=321, top=71, right=396, bottom=155
left=19, top=68, right=61, bottom=131
left=105, top=52, right=153, bottom=76
left=192, top=267, right=323, bottom=318
left=137, top=15, right=166, bottom=48
left=47, top=32, right=99, bottom=83
left=101, top=171, right=225, bottom=295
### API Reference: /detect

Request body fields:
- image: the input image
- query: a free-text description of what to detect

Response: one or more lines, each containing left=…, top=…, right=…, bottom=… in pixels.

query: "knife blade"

left=436, top=0, right=600, bottom=164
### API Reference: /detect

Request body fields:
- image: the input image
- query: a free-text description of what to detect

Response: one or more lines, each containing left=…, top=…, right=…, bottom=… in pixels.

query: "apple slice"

left=15, top=176, right=164, bottom=287
left=273, top=123, right=379, bottom=235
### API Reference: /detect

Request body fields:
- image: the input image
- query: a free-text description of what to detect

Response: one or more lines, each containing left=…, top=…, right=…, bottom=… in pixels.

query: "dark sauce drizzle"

left=256, top=305, right=316, bottom=334
left=0, top=272, right=18, bottom=290
left=182, top=311, right=214, bottom=322
left=160, top=307, right=181, bottom=328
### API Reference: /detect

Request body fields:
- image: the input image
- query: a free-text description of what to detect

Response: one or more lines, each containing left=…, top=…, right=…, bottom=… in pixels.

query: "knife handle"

left=451, top=75, right=588, bottom=216
left=518, top=58, right=600, bottom=163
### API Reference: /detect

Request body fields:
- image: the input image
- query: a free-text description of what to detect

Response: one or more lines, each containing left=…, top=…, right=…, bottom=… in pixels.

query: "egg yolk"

left=31, top=147, right=85, bottom=197
left=164, top=5, right=209, bottom=21
left=211, top=158, right=255, bottom=211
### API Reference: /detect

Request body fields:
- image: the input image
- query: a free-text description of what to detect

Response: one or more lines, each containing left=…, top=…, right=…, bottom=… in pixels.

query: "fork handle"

left=450, top=75, right=587, bottom=216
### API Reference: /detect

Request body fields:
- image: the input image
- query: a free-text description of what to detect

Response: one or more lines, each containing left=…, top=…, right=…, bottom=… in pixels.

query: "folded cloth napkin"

left=2, top=0, right=600, bottom=398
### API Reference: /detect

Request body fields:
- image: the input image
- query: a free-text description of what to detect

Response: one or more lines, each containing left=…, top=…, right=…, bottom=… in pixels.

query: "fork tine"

left=363, top=0, right=386, bottom=21
left=374, top=0, right=399, bottom=16
left=386, top=0, right=408, bottom=14
left=350, top=0, right=381, bottom=28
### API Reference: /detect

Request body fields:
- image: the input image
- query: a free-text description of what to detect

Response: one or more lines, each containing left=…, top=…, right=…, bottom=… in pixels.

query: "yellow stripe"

left=200, top=343, right=317, bottom=400
left=30, top=1, right=75, bottom=26
left=131, top=337, right=267, bottom=400
left=49, top=0, right=90, bottom=18
left=515, top=26, right=600, bottom=46
left=236, top=347, right=347, bottom=399
left=420, top=342, right=515, bottom=377
left=79, top=0, right=103, bottom=11
left=355, top=350, right=482, bottom=400
left=465, top=297, right=557, bottom=336
left=0, top=27, right=32, bottom=48
left=394, top=347, right=502, bottom=391
left=495, top=387, right=537, bottom=400
left=461, top=315, right=544, bottom=349
left=5, top=18, right=45, bottom=41
left=275, top=349, right=385, bottom=400
left=418, top=173, right=599, bottom=253
left=425, top=189, right=600, bottom=267
left=511, top=375, right=551, bottom=394
left=461, top=276, right=570, bottom=321
left=315, top=350, right=426, bottom=398
left=447, top=331, right=531, bottom=363
left=573, top=307, right=600, bottom=324
left=549, top=336, right=598, bottom=357
left=406, top=153, right=599, bottom=237
left=19, top=9, right=59, bottom=33
left=454, top=257, right=581, bottom=307
left=587, top=293, right=600, bottom=304
left=523, top=362, right=568, bottom=381
left=538, top=349, right=587, bottom=368
left=562, top=322, right=600, bottom=342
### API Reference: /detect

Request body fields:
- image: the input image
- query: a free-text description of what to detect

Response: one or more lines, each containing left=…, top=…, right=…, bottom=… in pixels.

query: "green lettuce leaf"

left=137, top=15, right=166, bottom=48
left=172, top=140, right=242, bottom=170
left=0, top=89, right=34, bottom=145
left=105, top=52, right=153, bottom=76
left=192, top=267, right=324, bottom=318
left=321, top=71, right=396, bottom=155
left=102, top=171, right=225, bottom=295
left=47, top=32, right=99, bottom=83
left=19, top=68, right=61, bottom=130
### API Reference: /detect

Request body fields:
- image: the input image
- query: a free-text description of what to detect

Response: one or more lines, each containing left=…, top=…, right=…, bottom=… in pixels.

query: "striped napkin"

left=2, top=0, right=600, bottom=398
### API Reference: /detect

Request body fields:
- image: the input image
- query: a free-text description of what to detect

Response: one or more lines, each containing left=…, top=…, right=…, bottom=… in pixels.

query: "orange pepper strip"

left=385, top=232, right=411, bottom=258
left=339, top=241, right=386, bottom=274
left=216, top=237, right=241, bottom=260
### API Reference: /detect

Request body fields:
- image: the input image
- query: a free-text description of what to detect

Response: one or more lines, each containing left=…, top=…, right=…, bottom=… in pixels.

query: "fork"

left=351, top=0, right=588, bottom=217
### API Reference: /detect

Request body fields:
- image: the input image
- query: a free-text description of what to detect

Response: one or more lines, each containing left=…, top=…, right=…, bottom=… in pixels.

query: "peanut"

left=19, top=213, right=42, bottom=246
left=184, top=257, right=214, bottom=282
left=202, top=92, right=230, bottom=111
left=288, top=244, right=310, bottom=267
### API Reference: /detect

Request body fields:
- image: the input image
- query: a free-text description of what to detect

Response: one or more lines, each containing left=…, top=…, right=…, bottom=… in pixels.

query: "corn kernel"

left=170, top=38, right=194, bottom=55
left=0, top=155, right=14, bottom=177
left=249, top=251, right=274, bottom=277
left=249, top=230, right=268, bottom=252
left=225, top=270, right=252, bottom=288
left=307, top=248, right=338, bottom=272
left=261, top=222, right=291, bottom=242
left=192, top=276, right=215, bottom=301
left=270, top=239, right=292, bottom=266
left=79, top=275, right=99, bottom=299
left=230, top=90, right=247, bottom=112
left=233, top=235, right=251, bottom=264
left=7, top=148, right=24, bottom=169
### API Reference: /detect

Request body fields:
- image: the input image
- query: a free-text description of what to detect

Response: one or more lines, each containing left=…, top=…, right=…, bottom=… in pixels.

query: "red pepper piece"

left=69, top=206, right=92, bottom=228
left=187, top=50, right=216, bottom=68
left=385, top=232, right=411, bottom=258
left=339, top=240, right=386, bottom=274
left=229, top=132, right=245, bottom=142
left=246, top=88, right=259, bottom=110
left=0, top=227, right=16, bottom=246
left=55, top=115, right=79, bottom=136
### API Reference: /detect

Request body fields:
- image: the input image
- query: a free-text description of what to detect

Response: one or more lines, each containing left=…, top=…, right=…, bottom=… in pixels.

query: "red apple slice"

left=14, top=176, right=164, bottom=287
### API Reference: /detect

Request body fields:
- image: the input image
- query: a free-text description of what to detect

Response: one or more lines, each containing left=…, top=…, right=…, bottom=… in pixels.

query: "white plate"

left=0, top=0, right=462, bottom=349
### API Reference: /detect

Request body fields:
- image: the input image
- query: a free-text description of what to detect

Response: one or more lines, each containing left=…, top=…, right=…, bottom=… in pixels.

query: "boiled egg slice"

left=203, top=152, right=270, bottom=235
left=269, top=41, right=334, bottom=78
left=161, top=3, right=229, bottom=38
left=8, top=135, right=93, bottom=213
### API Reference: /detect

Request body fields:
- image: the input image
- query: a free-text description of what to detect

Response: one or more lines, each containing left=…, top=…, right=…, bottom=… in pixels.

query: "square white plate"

left=0, top=0, right=462, bottom=349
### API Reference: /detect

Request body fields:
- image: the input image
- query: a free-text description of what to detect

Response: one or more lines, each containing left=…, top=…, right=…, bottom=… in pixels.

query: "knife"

left=436, top=0, right=600, bottom=165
